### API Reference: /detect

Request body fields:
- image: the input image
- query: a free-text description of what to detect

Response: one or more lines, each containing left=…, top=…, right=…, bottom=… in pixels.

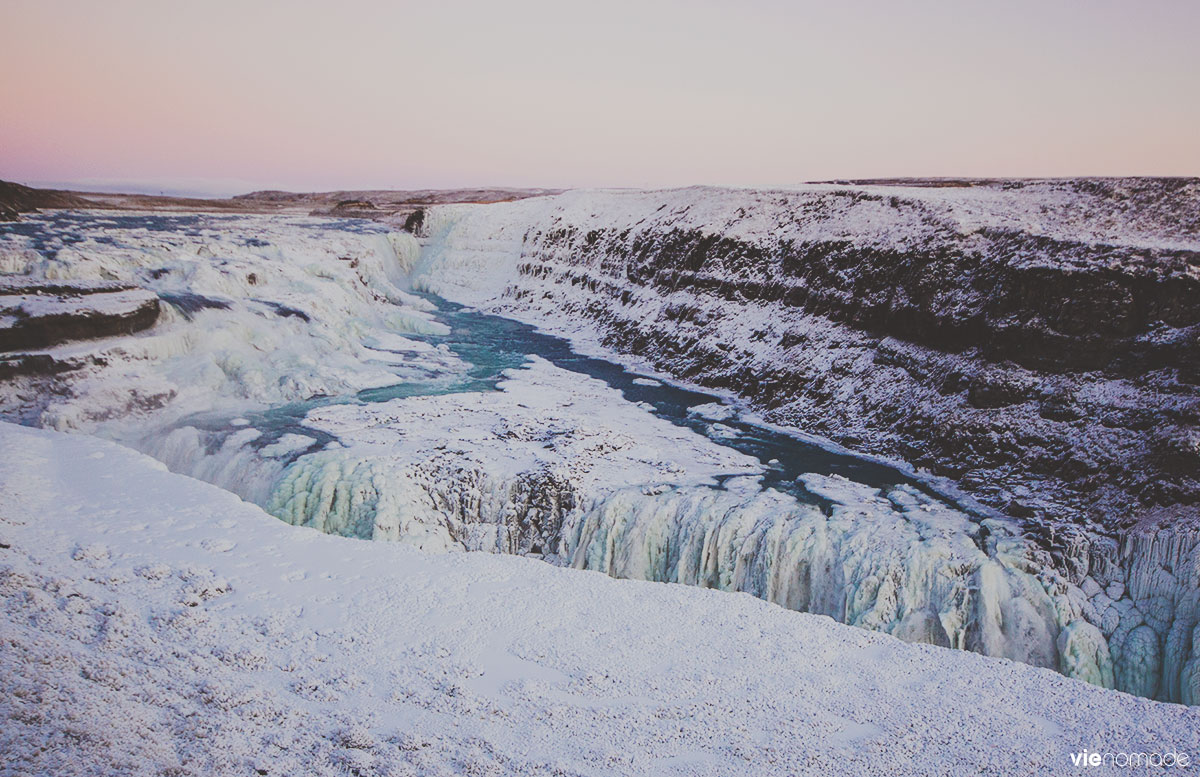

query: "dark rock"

left=967, top=372, right=1033, bottom=409
left=0, top=281, right=160, bottom=351
left=1156, top=427, right=1200, bottom=475
left=1038, top=391, right=1084, bottom=422
left=157, top=292, right=231, bottom=320
left=403, top=208, right=426, bottom=235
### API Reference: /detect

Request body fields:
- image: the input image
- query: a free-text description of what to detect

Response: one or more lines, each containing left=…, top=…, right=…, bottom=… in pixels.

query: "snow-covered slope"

left=2, top=421, right=1198, bottom=776
left=0, top=212, right=438, bottom=434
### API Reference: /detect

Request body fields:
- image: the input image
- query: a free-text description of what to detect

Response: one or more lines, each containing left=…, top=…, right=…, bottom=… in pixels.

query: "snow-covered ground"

left=3, top=421, right=1198, bottom=776
left=2, top=199, right=1200, bottom=772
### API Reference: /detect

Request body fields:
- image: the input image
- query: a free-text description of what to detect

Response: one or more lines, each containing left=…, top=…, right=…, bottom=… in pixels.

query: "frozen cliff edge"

left=3, top=420, right=1199, bottom=775
left=410, top=180, right=1200, bottom=703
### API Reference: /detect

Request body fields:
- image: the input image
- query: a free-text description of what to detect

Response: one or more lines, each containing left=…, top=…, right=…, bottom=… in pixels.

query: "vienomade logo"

left=1070, top=749, right=1190, bottom=768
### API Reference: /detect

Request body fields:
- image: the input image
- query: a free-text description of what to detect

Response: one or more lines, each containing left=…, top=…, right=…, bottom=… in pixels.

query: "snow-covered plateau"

left=0, top=186, right=1198, bottom=773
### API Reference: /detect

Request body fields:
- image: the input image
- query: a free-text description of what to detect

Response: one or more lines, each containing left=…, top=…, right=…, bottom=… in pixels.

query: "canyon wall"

left=412, top=179, right=1200, bottom=702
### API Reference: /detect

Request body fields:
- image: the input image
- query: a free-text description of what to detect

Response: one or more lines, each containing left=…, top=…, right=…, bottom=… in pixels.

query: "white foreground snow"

left=2, top=421, right=1198, bottom=776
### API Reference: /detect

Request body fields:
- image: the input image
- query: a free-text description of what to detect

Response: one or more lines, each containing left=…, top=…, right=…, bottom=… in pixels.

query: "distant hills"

left=0, top=180, right=563, bottom=223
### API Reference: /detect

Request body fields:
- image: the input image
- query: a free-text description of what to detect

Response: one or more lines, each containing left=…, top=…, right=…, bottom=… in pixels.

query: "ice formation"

left=268, top=357, right=761, bottom=553
left=261, top=379, right=1114, bottom=690
left=0, top=213, right=440, bottom=434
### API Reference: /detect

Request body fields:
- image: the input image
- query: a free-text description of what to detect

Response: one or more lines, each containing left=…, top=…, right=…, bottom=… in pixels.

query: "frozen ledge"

left=0, top=279, right=160, bottom=352
left=1, top=421, right=1197, bottom=775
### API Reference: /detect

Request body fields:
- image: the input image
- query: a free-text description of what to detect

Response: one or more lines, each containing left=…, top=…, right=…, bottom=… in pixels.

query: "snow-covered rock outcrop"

left=0, top=278, right=160, bottom=353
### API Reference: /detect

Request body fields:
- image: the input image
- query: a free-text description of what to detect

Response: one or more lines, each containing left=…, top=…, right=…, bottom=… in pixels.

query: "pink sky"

left=3, top=0, right=1198, bottom=195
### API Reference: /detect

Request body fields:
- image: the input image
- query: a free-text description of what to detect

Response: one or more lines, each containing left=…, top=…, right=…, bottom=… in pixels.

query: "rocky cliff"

left=413, top=179, right=1200, bottom=535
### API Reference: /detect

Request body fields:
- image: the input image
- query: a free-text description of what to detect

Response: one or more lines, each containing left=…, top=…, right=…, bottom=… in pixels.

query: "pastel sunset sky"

left=2, top=0, right=1197, bottom=195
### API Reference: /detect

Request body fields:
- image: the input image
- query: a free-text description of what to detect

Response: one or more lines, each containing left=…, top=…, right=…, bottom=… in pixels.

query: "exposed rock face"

left=402, top=208, right=425, bottom=234
left=308, top=199, right=380, bottom=218
left=0, top=180, right=99, bottom=217
left=0, top=279, right=160, bottom=352
left=414, top=179, right=1200, bottom=535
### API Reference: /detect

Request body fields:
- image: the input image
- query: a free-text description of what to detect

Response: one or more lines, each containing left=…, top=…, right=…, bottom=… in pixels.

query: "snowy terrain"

left=0, top=212, right=440, bottom=431
left=1, top=203, right=1198, bottom=704
left=270, top=357, right=762, bottom=552
left=2, top=192, right=1199, bottom=772
left=3, top=421, right=1198, bottom=776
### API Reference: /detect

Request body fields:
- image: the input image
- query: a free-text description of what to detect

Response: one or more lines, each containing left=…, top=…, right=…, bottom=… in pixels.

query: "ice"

left=0, top=212, right=452, bottom=438
left=564, top=478, right=1102, bottom=675
left=0, top=211, right=474, bottom=511
left=254, top=355, right=1114, bottom=688
left=687, top=401, right=737, bottom=421
left=268, top=357, right=761, bottom=554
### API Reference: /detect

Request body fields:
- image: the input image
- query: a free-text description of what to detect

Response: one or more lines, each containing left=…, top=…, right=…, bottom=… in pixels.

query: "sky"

left=2, top=0, right=1198, bottom=195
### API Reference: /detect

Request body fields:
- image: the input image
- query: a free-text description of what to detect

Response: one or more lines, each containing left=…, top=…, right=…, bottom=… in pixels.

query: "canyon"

left=1, top=180, right=1198, bottom=718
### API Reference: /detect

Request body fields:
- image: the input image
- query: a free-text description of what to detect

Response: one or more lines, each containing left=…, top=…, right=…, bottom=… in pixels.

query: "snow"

left=250, top=353, right=1162, bottom=695
left=2, top=420, right=1197, bottom=776
left=566, top=477, right=1095, bottom=673
left=1, top=198, right=1199, bottom=771
left=0, top=287, right=157, bottom=320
